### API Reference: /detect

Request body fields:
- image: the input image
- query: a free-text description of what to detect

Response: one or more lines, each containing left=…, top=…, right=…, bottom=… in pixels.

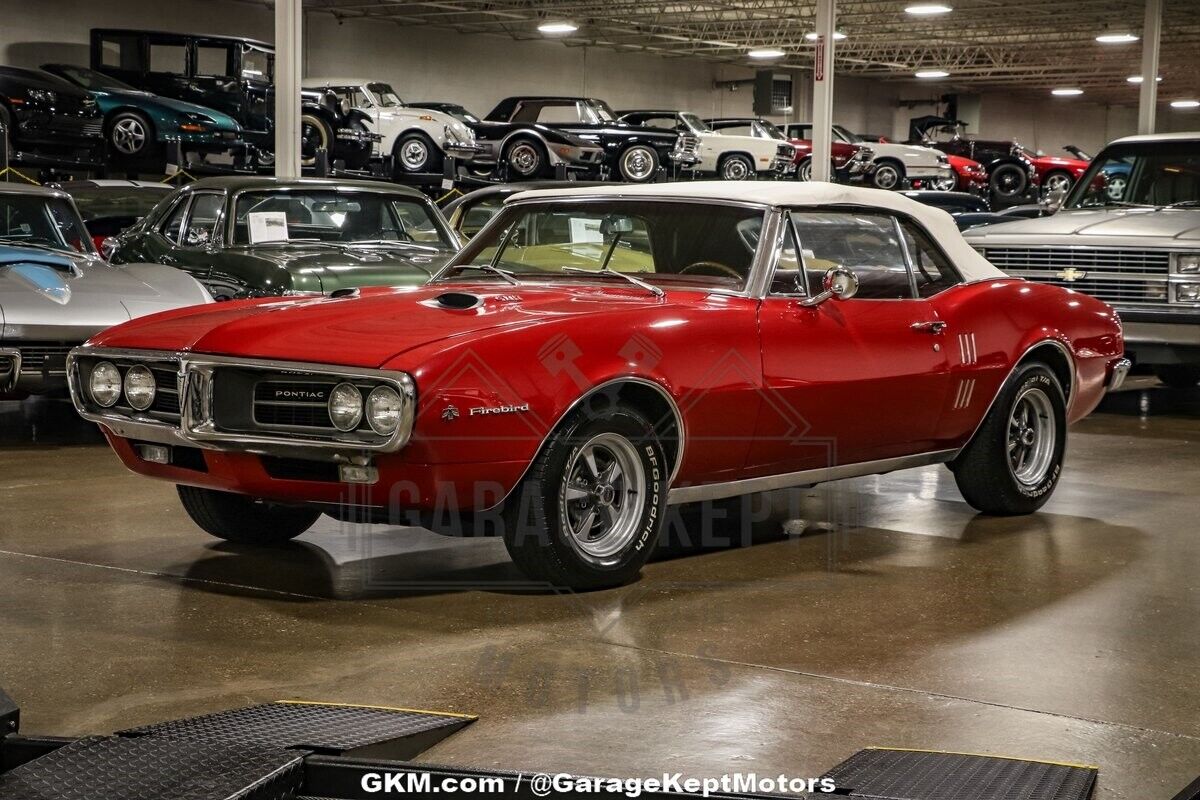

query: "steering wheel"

left=679, top=260, right=742, bottom=280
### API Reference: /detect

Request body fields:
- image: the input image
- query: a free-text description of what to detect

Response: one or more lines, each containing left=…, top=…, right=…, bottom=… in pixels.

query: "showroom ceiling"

left=290, top=0, right=1199, bottom=103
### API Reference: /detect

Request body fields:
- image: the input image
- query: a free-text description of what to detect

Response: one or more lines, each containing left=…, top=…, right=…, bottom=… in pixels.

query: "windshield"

left=680, top=113, right=712, bottom=134
left=754, top=121, right=786, bottom=141
left=443, top=200, right=765, bottom=292
left=588, top=100, right=618, bottom=123
left=232, top=190, right=453, bottom=247
left=832, top=125, right=861, bottom=144
left=55, top=66, right=134, bottom=91
left=68, top=186, right=173, bottom=221
left=0, top=195, right=94, bottom=254
left=366, top=82, right=404, bottom=108
left=1067, top=140, right=1200, bottom=209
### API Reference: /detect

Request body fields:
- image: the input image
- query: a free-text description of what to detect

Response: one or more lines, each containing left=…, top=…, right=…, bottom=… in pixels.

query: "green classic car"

left=108, top=177, right=460, bottom=300
left=41, top=64, right=243, bottom=168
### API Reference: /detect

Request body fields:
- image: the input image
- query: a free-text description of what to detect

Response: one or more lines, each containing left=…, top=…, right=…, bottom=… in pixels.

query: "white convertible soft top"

left=510, top=181, right=1006, bottom=282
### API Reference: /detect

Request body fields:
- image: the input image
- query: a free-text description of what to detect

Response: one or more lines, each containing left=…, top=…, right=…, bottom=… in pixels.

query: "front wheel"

left=177, top=485, right=321, bottom=545
left=871, top=160, right=905, bottom=190
left=1154, top=364, right=1200, bottom=389
left=395, top=132, right=443, bottom=175
left=794, top=157, right=813, bottom=182
left=719, top=153, right=754, bottom=181
left=1042, top=170, right=1074, bottom=197
left=108, top=111, right=156, bottom=160
left=617, top=144, right=660, bottom=183
left=951, top=363, right=1067, bottom=515
left=929, top=174, right=958, bottom=191
left=503, top=404, right=667, bottom=589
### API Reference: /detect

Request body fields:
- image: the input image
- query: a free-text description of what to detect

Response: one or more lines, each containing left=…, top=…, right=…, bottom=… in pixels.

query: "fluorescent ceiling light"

left=1171, top=100, right=1200, bottom=109
left=1052, top=88, right=1084, bottom=96
left=915, top=70, right=950, bottom=78
left=1127, top=75, right=1163, bottom=83
left=748, top=47, right=786, bottom=59
left=538, top=21, right=578, bottom=33
left=805, top=31, right=847, bottom=41
left=905, top=4, right=953, bottom=14
left=1095, top=33, right=1139, bottom=43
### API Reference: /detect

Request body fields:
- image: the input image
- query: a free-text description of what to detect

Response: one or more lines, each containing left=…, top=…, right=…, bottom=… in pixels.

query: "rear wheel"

left=951, top=363, right=1066, bottom=515
left=990, top=163, right=1028, bottom=200
left=1154, top=364, right=1200, bottom=389
left=177, top=485, right=321, bottom=545
left=503, top=138, right=545, bottom=179
left=618, top=144, right=659, bottom=183
left=300, top=113, right=333, bottom=167
left=503, top=404, right=667, bottom=589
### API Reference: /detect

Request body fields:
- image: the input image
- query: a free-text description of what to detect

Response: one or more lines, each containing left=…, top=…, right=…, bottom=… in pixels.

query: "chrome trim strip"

left=68, top=347, right=417, bottom=457
left=0, top=348, right=21, bottom=393
left=667, top=449, right=957, bottom=505
left=952, top=338, right=1078, bottom=459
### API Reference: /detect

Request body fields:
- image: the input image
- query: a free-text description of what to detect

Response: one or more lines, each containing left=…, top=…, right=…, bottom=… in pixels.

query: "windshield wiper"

left=449, top=263, right=519, bottom=285
left=561, top=267, right=664, bottom=298
left=349, top=239, right=442, bottom=253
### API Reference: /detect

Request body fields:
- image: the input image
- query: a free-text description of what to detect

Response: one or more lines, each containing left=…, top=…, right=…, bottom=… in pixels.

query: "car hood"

left=1032, top=155, right=1090, bottom=171
left=225, top=244, right=455, bottom=293
left=97, top=89, right=242, bottom=131
left=964, top=207, right=1200, bottom=242
left=380, top=107, right=472, bottom=137
left=0, top=256, right=205, bottom=339
left=90, top=281, right=680, bottom=368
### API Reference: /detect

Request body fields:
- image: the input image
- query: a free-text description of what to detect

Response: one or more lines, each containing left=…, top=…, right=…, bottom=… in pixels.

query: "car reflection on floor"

left=0, top=396, right=105, bottom=447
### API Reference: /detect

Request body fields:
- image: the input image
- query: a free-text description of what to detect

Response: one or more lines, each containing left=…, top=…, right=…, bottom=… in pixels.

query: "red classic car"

left=68, top=183, right=1128, bottom=589
left=1022, top=148, right=1091, bottom=196
left=909, top=154, right=988, bottom=194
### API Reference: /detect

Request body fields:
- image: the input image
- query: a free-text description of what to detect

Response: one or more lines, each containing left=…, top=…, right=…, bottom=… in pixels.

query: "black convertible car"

left=483, top=96, right=699, bottom=182
left=0, top=66, right=104, bottom=169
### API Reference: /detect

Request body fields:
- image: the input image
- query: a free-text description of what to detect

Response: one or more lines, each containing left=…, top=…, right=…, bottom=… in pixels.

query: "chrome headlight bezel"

left=123, top=364, right=157, bottom=411
left=89, top=361, right=122, bottom=408
left=1172, top=252, right=1200, bottom=274
left=328, top=382, right=364, bottom=432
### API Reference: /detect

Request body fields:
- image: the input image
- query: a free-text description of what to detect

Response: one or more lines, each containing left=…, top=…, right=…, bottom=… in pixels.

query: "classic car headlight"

left=1177, top=283, right=1200, bottom=303
left=365, top=385, right=403, bottom=435
left=1174, top=253, right=1200, bottom=273
left=89, top=361, right=122, bottom=408
left=123, top=365, right=157, bottom=411
left=328, top=382, right=363, bottom=431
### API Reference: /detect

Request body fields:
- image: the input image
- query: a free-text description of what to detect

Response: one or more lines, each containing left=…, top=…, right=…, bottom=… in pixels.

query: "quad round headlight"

left=89, top=361, right=122, bottom=408
left=365, top=385, right=404, bottom=435
left=123, top=365, right=157, bottom=411
left=328, top=382, right=363, bottom=432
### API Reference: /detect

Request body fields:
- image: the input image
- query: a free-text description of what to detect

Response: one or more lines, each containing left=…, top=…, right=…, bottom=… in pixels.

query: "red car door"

left=747, top=210, right=953, bottom=474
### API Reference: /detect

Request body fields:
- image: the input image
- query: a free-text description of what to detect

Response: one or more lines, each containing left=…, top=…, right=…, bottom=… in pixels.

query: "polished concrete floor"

left=1, top=377, right=1198, bottom=797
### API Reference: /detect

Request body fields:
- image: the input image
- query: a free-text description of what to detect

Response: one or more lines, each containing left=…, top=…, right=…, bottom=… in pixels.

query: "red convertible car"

left=68, top=183, right=1127, bottom=589
left=1023, top=148, right=1091, bottom=196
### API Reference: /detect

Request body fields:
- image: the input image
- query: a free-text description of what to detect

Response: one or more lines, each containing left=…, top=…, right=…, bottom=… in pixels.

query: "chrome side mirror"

left=801, top=267, right=859, bottom=307
left=100, top=236, right=119, bottom=260
left=1040, top=185, right=1068, bottom=215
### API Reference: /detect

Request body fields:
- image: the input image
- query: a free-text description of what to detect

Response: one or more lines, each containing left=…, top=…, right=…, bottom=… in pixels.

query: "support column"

left=274, top=0, right=303, bottom=178
left=811, top=0, right=836, bottom=181
left=1138, top=0, right=1161, bottom=135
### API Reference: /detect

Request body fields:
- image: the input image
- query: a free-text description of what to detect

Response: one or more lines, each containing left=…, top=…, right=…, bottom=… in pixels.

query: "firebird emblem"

left=441, top=405, right=460, bottom=422
left=1057, top=267, right=1088, bottom=282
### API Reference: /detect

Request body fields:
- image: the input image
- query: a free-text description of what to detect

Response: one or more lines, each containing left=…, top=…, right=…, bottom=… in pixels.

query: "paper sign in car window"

left=248, top=211, right=289, bottom=244
left=568, top=218, right=604, bottom=243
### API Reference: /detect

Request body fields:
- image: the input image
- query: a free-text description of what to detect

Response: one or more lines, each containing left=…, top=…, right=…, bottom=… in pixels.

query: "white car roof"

left=302, top=77, right=374, bottom=87
left=510, top=181, right=1006, bottom=282
left=1110, top=131, right=1200, bottom=145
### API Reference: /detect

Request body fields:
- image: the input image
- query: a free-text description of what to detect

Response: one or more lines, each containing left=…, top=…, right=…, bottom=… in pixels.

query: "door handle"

left=911, top=320, right=948, bottom=334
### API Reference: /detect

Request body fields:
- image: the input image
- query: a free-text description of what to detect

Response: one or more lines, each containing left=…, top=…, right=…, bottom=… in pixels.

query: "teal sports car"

left=41, top=64, right=243, bottom=167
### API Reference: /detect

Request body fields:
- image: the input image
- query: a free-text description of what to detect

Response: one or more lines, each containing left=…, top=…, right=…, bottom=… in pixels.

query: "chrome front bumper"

left=443, top=140, right=486, bottom=161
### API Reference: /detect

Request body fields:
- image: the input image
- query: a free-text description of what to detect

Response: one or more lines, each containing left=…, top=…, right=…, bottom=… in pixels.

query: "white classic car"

left=965, top=132, right=1200, bottom=388
left=304, top=78, right=483, bottom=177
left=787, top=123, right=954, bottom=191
left=618, top=110, right=794, bottom=180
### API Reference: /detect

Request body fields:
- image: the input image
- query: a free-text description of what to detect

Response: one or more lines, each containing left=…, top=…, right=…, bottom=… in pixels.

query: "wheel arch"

left=107, top=106, right=157, bottom=137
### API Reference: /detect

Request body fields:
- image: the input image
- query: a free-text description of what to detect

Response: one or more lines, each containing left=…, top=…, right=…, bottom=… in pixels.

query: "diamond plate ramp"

left=0, top=735, right=303, bottom=800
left=119, top=701, right=474, bottom=760
left=821, top=749, right=1097, bottom=800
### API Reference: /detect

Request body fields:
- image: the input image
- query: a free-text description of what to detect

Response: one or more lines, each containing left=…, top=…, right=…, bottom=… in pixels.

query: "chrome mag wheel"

left=561, top=432, right=646, bottom=561
left=621, top=146, right=656, bottom=181
left=111, top=117, right=147, bottom=155
left=1008, top=386, right=1056, bottom=486
left=873, top=163, right=900, bottom=190
left=930, top=175, right=957, bottom=191
left=1106, top=175, right=1127, bottom=201
left=721, top=157, right=750, bottom=180
left=507, top=142, right=541, bottom=176
left=400, top=137, right=431, bottom=170
left=1044, top=173, right=1073, bottom=195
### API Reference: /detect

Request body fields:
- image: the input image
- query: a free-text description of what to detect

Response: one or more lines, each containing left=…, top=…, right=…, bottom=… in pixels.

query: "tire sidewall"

left=720, top=154, right=753, bottom=180
left=991, top=163, right=1027, bottom=197
left=397, top=132, right=432, bottom=172
left=1004, top=367, right=1067, bottom=501
left=619, top=145, right=659, bottom=182
left=872, top=161, right=902, bottom=190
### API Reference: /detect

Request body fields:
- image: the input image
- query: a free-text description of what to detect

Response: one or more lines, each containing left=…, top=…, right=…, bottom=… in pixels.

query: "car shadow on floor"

left=0, top=396, right=105, bottom=447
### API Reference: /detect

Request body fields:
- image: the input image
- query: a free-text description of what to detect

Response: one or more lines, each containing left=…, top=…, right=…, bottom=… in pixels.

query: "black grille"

left=151, top=366, right=182, bottom=418
left=253, top=380, right=336, bottom=429
left=18, top=342, right=74, bottom=372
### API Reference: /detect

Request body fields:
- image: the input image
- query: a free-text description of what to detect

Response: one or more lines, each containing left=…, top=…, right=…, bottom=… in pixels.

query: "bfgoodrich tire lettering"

left=951, top=363, right=1067, bottom=515
left=503, top=404, right=666, bottom=589
left=177, top=485, right=321, bottom=544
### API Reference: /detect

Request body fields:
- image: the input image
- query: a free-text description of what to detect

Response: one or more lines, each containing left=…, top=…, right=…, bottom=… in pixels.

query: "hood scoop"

left=432, top=291, right=483, bottom=310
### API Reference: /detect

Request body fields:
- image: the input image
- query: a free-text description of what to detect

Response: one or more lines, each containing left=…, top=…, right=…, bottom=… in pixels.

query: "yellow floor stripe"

left=866, top=747, right=1098, bottom=771
left=275, top=699, right=476, bottom=720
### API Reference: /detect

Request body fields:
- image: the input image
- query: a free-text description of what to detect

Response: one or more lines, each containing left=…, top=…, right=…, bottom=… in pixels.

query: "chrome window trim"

left=67, top=346, right=417, bottom=457
left=667, top=449, right=958, bottom=505
left=180, top=189, right=228, bottom=248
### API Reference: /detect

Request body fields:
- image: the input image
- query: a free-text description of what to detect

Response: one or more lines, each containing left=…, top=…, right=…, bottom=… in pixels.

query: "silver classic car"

left=0, top=184, right=212, bottom=397
left=965, top=132, right=1200, bottom=388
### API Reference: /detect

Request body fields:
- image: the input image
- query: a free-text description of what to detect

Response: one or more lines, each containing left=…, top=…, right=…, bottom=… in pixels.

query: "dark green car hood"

left=220, top=243, right=452, bottom=294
